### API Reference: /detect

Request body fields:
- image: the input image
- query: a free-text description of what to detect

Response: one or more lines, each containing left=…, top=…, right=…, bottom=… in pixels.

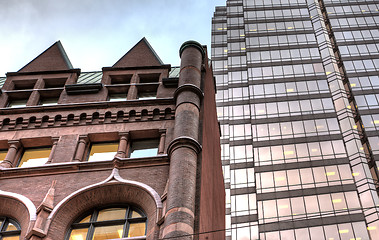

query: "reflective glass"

left=109, top=93, right=127, bottom=102
left=129, top=139, right=159, bottom=158
left=40, top=97, right=59, bottom=106
left=18, top=148, right=51, bottom=168
left=88, top=143, right=118, bottom=162
left=8, top=99, right=27, bottom=108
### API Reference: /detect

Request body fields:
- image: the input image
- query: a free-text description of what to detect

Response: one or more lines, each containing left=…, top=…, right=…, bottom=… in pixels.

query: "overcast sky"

left=0, top=0, right=223, bottom=76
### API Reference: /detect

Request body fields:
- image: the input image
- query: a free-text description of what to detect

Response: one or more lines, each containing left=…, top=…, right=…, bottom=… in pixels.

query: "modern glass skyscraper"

left=212, top=0, right=379, bottom=239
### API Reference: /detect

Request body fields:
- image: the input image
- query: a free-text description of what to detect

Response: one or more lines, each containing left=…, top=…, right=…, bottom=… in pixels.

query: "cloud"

left=0, top=0, right=221, bottom=74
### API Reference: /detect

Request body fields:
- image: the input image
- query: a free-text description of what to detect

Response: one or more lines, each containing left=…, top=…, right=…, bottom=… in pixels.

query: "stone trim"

left=0, top=190, right=37, bottom=221
left=48, top=168, right=163, bottom=221
left=167, top=137, right=202, bottom=157
left=0, top=107, right=175, bottom=131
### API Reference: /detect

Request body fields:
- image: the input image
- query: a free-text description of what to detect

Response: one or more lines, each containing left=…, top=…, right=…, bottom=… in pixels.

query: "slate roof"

left=0, top=67, right=180, bottom=88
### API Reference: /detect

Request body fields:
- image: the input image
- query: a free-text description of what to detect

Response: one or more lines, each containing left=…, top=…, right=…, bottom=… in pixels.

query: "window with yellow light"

left=67, top=206, right=146, bottom=240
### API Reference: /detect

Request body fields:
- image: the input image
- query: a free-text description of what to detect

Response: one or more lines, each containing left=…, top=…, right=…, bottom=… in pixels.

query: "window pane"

left=78, top=215, right=91, bottom=223
left=69, top=228, right=88, bottom=240
left=18, top=148, right=51, bottom=168
left=6, top=223, right=17, bottom=231
left=88, top=143, right=118, bottom=162
left=2, top=237, right=20, bottom=240
left=97, top=208, right=126, bottom=221
left=109, top=93, right=127, bottom=102
left=40, top=97, right=59, bottom=106
left=92, top=225, right=123, bottom=240
left=0, top=150, right=7, bottom=162
left=138, top=91, right=156, bottom=100
left=8, top=99, right=27, bottom=108
left=128, top=222, right=146, bottom=237
left=130, top=139, right=159, bottom=158
left=131, top=211, right=143, bottom=218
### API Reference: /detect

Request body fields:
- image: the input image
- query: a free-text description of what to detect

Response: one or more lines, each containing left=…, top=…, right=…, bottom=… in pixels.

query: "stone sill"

left=0, top=155, right=169, bottom=179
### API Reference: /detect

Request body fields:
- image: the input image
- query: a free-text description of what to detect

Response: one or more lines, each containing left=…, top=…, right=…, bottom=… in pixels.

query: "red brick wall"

left=198, top=60, right=225, bottom=240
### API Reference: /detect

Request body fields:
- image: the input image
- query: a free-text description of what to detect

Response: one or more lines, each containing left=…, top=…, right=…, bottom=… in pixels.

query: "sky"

left=0, top=0, right=223, bottom=76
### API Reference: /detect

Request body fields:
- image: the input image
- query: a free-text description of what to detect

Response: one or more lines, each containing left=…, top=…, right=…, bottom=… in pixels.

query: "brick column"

left=116, top=132, right=129, bottom=158
left=163, top=41, right=205, bottom=239
left=72, top=135, right=88, bottom=162
left=0, top=140, right=21, bottom=168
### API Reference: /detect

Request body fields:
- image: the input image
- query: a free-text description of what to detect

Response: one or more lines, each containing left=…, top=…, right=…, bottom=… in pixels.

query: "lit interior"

left=92, top=225, right=124, bottom=240
left=97, top=208, right=126, bottom=221
left=18, top=147, right=51, bottom=167
left=88, top=142, right=118, bottom=162
left=128, top=223, right=146, bottom=237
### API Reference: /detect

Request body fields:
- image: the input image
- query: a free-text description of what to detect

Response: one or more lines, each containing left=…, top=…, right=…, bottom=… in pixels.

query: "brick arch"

left=46, top=168, right=162, bottom=240
left=0, top=190, right=37, bottom=238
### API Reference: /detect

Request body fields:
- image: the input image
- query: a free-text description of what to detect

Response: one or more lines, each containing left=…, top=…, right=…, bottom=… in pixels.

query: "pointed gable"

left=18, top=41, right=73, bottom=73
left=112, top=38, right=163, bottom=68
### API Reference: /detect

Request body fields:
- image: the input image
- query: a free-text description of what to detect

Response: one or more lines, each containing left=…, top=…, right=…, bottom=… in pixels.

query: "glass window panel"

left=305, top=196, right=319, bottom=213
left=40, top=97, right=59, bottom=106
left=97, top=208, right=126, bottom=221
left=291, top=197, right=306, bottom=216
left=8, top=99, right=28, bottom=108
left=109, top=93, right=127, bottom=102
left=130, top=139, right=159, bottom=158
left=88, top=142, right=118, bottom=162
left=69, top=228, right=88, bottom=240
left=3, top=237, right=21, bottom=240
left=0, top=150, right=7, bottom=162
left=309, top=226, right=325, bottom=240
left=78, top=215, right=91, bottom=223
left=128, top=222, right=146, bottom=237
left=6, top=223, right=17, bottom=231
left=324, top=225, right=340, bottom=240
left=92, top=225, right=124, bottom=240
left=18, top=147, right=51, bottom=168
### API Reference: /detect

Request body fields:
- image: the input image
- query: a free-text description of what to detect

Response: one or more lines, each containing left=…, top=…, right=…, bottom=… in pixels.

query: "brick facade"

left=0, top=39, right=225, bottom=240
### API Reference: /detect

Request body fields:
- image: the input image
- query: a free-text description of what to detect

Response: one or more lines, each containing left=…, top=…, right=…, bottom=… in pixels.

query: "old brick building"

left=0, top=38, right=225, bottom=240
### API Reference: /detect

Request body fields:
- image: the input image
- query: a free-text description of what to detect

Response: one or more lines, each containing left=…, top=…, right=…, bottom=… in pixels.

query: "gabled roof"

left=112, top=38, right=164, bottom=68
left=18, top=41, right=73, bottom=73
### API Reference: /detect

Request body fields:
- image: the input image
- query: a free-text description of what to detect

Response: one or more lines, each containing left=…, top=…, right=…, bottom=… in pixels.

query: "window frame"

left=86, top=141, right=119, bottom=162
left=66, top=205, right=147, bottom=240
left=16, top=146, right=52, bottom=168
left=0, top=217, right=21, bottom=239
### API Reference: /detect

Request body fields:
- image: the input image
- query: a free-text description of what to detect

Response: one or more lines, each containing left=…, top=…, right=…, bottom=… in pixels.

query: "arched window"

left=67, top=206, right=147, bottom=240
left=0, top=217, right=21, bottom=239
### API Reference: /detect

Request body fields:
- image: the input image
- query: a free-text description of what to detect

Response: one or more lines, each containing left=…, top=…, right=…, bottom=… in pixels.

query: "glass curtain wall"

left=212, top=0, right=379, bottom=239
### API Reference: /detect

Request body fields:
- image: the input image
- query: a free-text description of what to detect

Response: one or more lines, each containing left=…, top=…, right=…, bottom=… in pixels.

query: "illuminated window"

left=0, top=217, right=21, bottom=239
left=0, top=150, right=7, bottom=162
left=67, top=207, right=146, bottom=240
left=129, top=139, right=159, bottom=158
left=7, top=99, right=28, bottom=108
left=87, top=142, right=118, bottom=162
left=17, top=147, right=51, bottom=168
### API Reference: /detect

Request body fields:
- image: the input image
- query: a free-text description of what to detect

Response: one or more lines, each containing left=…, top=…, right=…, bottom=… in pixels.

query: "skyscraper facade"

left=212, top=0, right=379, bottom=239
